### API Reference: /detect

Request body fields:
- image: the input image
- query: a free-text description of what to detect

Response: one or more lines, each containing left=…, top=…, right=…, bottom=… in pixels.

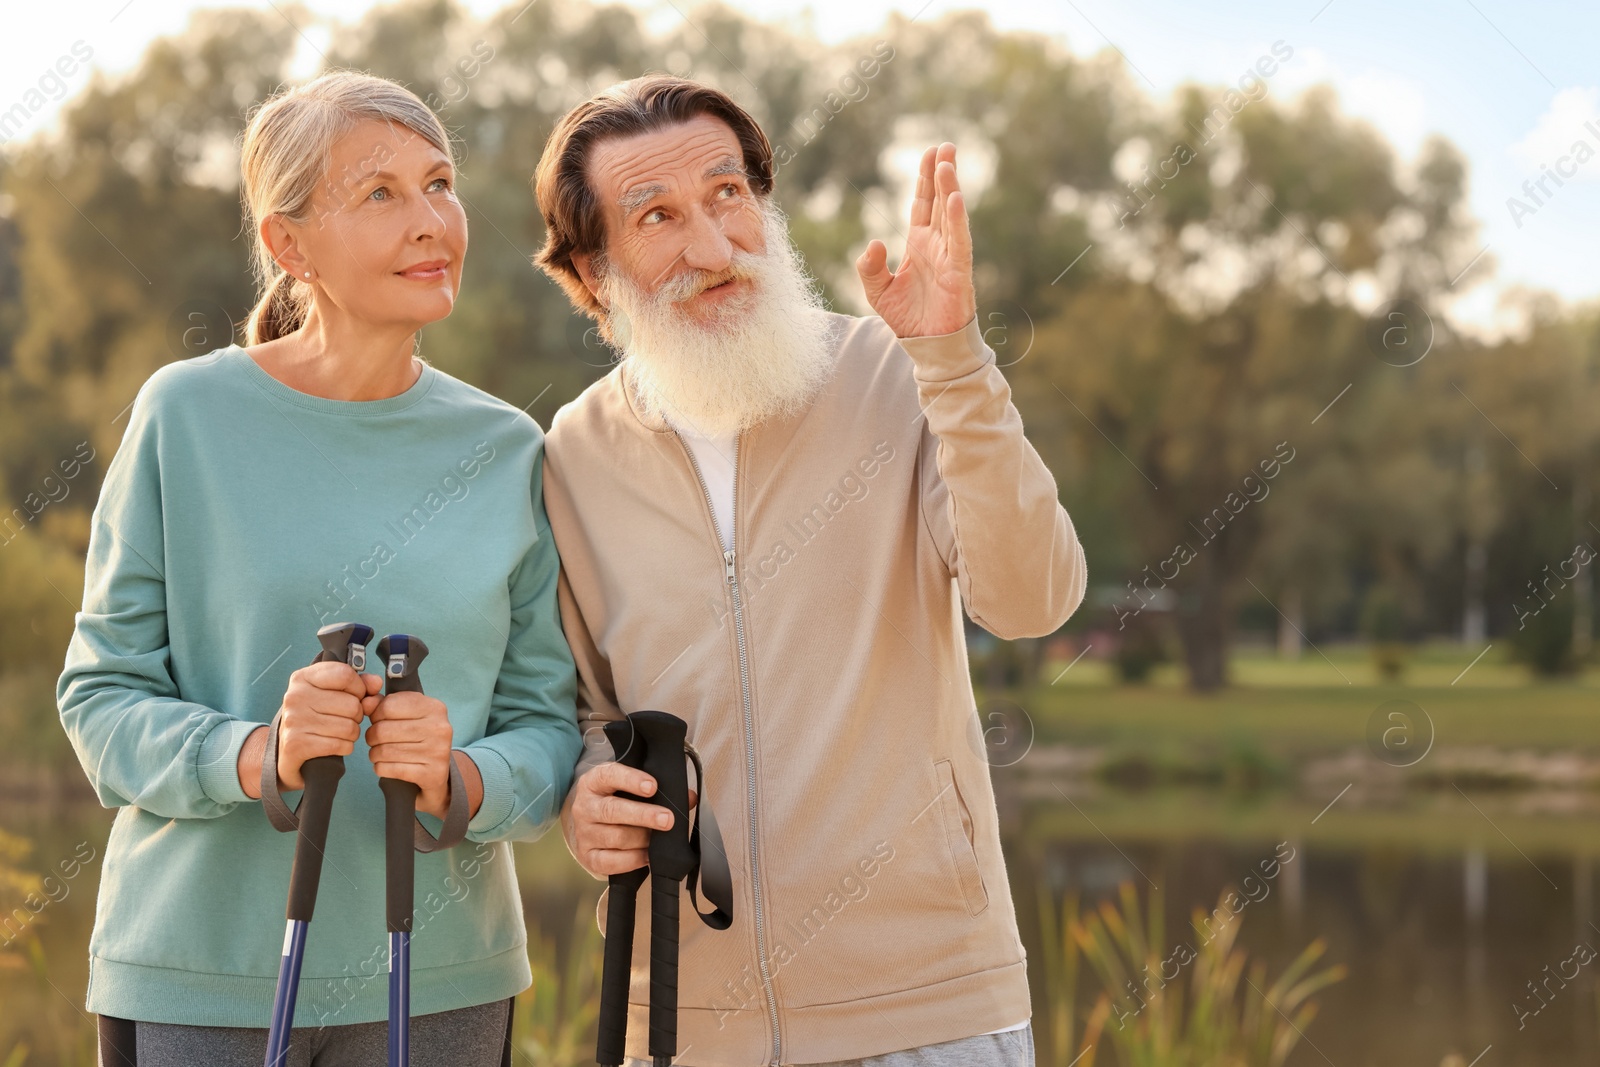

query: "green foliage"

left=969, top=633, right=1047, bottom=690
left=1509, top=591, right=1581, bottom=677
left=0, top=0, right=1595, bottom=721
left=1069, top=882, right=1345, bottom=1067
left=1114, top=616, right=1169, bottom=684
left=1037, top=889, right=1095, bottom=1067
left=1359, top=585, right=1412, bottom=681
left=513, top=897, right=604, bottom=1067
left=1095, top=741, right=1287, bottom=793
left=0, top=828, right=45, bottom=967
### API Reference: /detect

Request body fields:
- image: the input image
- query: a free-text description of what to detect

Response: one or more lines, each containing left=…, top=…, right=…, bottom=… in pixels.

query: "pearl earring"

left=303, top=271, right=311, bottom=279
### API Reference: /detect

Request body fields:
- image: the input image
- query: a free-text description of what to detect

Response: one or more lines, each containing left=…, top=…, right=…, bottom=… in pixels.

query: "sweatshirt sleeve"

left=557, top=562, right=626, bottom=791
left=55, top=377, right=263, bottom=818
left=456, top=447, right=583, bottom=844
left=901, top=314, right=1089, bottom=640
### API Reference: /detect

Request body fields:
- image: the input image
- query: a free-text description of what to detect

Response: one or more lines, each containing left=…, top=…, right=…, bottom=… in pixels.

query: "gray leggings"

left=103, top=996, right=514, bottom=1067
left=625, top=1022, right=1035, bottom=1067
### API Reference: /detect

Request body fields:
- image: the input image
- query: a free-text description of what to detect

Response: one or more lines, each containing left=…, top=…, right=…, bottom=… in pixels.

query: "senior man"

left=535, top=75, right=1087, bottom=1067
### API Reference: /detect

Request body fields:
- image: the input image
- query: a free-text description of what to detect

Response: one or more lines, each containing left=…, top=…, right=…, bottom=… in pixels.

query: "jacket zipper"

left=676, top=431, right=782, bottom=1066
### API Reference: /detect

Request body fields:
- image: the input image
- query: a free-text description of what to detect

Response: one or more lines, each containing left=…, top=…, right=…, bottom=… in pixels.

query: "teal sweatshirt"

left=55, top=344, right=582, bottom=1027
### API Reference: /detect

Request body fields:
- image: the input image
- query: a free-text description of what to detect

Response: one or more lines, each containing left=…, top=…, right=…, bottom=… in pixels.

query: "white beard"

left=599, top=199, right=838, bottom=438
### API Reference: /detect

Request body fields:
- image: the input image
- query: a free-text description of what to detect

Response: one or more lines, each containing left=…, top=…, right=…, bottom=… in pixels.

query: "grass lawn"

left=985, top=639, right=1600, bottom=857
left=1011, top=639, right=1600, bottom=756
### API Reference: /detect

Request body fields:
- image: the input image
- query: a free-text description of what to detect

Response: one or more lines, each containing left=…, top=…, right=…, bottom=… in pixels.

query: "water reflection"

left=5, top=786, right=1599, bottom=1066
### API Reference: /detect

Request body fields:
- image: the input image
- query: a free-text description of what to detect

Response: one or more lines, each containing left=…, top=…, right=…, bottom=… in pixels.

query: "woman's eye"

left=369, top=186, right=388, bottom=201
left=430, top=177, right=452, bottom=191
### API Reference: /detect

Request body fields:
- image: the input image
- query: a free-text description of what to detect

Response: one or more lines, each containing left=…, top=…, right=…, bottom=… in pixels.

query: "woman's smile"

left=397, top=259, right=449, bottom=281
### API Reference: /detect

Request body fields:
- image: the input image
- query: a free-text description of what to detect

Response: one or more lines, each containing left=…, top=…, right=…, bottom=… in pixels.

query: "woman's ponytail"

left=246, top=271, right=309, bottom=346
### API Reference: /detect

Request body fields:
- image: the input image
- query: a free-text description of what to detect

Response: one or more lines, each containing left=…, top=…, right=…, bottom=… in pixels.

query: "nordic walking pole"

left=634, top=712, right=696, bottom=1067
left=596, top=711, right=731, bottom=1067
left=597, top=717, right=649, bottom=1067
left=375, top=633, right=428, bottom=1067
left=264, top=621, right=374, bottom=1067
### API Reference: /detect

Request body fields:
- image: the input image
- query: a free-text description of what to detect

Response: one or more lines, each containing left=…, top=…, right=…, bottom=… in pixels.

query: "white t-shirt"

left=668, top=417, right=737, bottom=551
left=667, top=416, right=1028, bottom=1041
left=979, top=1019, right=1030, bottom=1035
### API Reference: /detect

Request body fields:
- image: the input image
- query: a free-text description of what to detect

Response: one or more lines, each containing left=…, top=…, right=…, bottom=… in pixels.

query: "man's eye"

left=717, top=184, right=739, bottom=199
left=643, top=208, right=666, bottom=224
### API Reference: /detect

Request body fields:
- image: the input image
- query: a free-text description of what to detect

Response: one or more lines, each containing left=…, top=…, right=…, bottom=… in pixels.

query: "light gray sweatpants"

left=126, top=996, right=513, bottom=1067
left=626, top=1022, right=1035, bottom=1067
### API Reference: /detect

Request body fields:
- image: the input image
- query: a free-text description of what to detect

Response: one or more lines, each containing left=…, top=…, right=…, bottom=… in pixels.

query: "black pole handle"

left=632, top=713, right=692, bottom=1065
left=598, top=864, right=648, bottom=1066
left=284, top=622, right=371, bottom=923
left=375, top=634, right=427, bottom=934
left=285, top=756, right=342, bottom=922
left=634, top=713, right=693, bottom=880
left=597, top=718, right=651, bottom=1067
left=647, top=870, right=682, bottom=1064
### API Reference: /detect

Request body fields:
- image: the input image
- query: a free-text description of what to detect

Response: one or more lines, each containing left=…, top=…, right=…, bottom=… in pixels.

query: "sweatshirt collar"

left=617, top=358, right=675, bottom=434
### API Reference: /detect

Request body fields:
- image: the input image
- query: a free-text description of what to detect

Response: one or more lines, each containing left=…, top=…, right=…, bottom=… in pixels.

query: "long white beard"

left=600, top=200, right=838, bottom=438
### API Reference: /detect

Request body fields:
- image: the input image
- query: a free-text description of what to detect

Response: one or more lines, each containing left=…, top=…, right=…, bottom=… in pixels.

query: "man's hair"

left=532, top=74, right=775, bottom=319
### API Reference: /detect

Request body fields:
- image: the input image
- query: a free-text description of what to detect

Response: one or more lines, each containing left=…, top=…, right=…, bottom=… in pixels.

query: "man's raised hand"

left=855, top=142, right=977, bottom=340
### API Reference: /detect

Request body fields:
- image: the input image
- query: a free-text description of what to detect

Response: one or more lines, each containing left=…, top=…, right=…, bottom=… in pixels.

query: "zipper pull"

left=724, top=549, right=736, bottom=584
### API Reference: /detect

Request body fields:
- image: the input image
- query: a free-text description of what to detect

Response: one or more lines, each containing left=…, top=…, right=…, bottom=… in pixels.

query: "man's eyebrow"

left=618, top=182, right=667, bottom=219
left=704, top=156, right=746, bottom=180
left=617, top=157, right=748, bottom=219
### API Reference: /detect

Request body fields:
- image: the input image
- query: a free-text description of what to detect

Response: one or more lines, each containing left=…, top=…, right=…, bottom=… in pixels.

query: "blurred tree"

left=1016, top=88, right=1479, bottom=690
left=0, top=0, right=1591, bottom=715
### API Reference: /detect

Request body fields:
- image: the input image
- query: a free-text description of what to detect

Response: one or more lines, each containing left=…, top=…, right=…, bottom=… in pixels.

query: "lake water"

left=4, top=772, right=1595, bottom=1066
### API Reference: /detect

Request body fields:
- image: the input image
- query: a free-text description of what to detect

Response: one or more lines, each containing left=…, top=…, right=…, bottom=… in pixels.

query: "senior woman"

left=56, top=70, right=580, bottom=1066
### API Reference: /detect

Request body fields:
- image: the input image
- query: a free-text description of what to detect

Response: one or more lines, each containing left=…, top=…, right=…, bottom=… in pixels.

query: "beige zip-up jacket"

left=543, top=310, right=1088, bottom=1066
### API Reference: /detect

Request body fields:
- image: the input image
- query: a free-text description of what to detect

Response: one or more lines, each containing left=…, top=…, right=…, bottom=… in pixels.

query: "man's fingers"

left=586, top=848, right=649, bottom=879
left=595, top=793, right=676, bottom=830
left=910, top=144, right=936, bottom=228
left=947, top=188, right=972, bottom=268
left=932, top=156, right=958, bottom=241
left=586, top=821, right=651, bottom=853
left=856, top=239, right=891, bottom=303
left=582, top=760, right=657, bottom=800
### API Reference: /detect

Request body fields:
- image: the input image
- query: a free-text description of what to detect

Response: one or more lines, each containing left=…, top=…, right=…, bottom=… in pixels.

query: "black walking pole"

left=595, top=710, right=734, bottom=1067
left=374, top=633, right=427, bottom=1067
left=596, top=719, right=650, bottom=1067
left=263, top=621, right=374, bottom=1067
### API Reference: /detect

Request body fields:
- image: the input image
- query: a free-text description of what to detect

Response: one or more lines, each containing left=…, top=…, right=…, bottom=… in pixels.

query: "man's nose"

left=679, top=206, right=733, bottom=275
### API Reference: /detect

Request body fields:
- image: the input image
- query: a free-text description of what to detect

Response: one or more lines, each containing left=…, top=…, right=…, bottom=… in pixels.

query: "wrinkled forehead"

left=587, top=114, right=748, bottom=219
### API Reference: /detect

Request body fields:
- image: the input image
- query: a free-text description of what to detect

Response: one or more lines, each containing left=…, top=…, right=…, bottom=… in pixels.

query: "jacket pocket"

left=934, top=758, right=989, bottom=916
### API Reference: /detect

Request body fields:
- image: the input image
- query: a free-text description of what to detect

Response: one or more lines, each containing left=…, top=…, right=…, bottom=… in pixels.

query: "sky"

left=4, top=0, right=1596, bottom=337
